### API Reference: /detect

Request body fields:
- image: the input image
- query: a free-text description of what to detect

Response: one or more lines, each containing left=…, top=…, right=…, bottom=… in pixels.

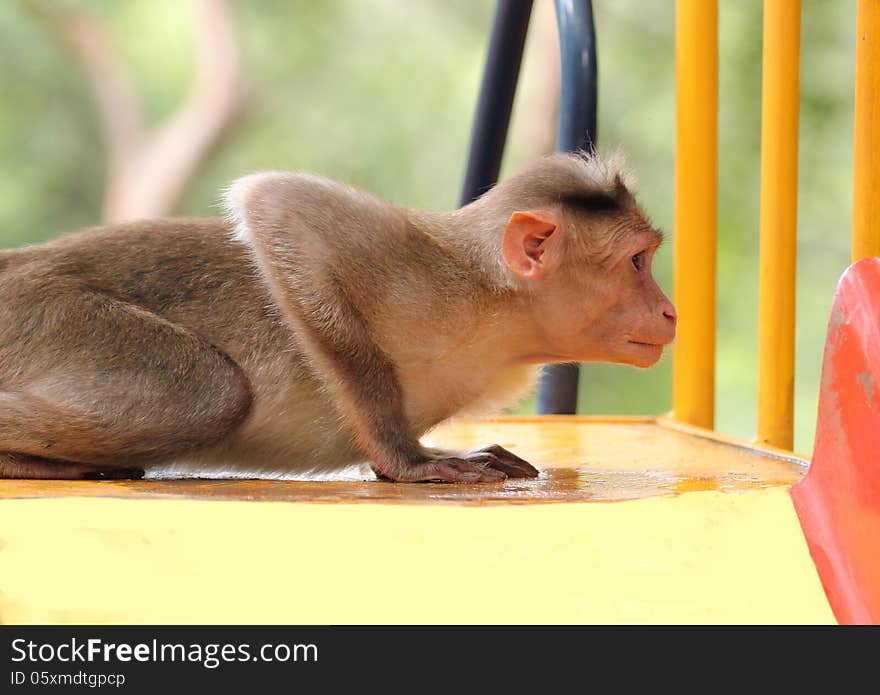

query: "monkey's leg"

left=248, top=275, right=522, bottom=482
left=0, top=294, right=251, bottom=479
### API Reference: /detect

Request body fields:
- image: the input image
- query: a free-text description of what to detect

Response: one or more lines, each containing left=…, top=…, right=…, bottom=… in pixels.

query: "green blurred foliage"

left=0, top=1, right=859, bottom=455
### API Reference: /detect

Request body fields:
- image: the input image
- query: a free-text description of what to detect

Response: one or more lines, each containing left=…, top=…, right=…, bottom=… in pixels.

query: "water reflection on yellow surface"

left=0, top=417, right=805, bottom=505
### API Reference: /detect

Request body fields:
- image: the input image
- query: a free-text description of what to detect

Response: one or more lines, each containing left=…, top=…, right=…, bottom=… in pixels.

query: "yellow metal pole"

left=673, top=0, right=718, bottom=430
left=757, top=0, right=801, bottom=450
left=853, top=0, right=880, bottom=261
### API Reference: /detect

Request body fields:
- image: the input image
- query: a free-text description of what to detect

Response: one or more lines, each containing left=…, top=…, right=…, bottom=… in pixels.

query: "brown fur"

left=0, top=151, right=674, bottom=481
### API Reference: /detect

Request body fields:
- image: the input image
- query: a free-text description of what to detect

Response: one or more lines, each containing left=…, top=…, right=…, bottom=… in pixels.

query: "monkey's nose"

left=663, top=305, right=677, bottom=327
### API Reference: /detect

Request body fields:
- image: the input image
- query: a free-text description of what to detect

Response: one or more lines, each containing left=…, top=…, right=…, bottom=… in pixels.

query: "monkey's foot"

left=373, top=445, right=539, bottom=483
left=0, top=454, right=146, bottom=480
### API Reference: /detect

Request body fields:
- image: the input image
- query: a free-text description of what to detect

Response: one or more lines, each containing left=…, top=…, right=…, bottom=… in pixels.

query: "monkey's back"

left=1, top=218, right=279, bottom=358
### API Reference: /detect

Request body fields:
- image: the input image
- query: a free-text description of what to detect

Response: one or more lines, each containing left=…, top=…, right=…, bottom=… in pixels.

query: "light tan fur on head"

left=485, top=149, right=637, bottom=208
left=442, top=150, right=645, bottom=290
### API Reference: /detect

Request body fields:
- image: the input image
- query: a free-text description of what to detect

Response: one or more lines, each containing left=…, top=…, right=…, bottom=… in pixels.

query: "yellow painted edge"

left=460, top=414, right=810, bottom=465
left=654, top=416, right=810, bottom=466
left=0, top=489, right=833, bottom=624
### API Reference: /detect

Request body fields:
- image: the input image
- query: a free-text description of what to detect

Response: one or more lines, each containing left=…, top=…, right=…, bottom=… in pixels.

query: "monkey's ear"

left=501, top=210, right=562, bottom=281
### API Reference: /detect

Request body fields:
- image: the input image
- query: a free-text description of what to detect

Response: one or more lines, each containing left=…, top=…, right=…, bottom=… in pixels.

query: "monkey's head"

left=492, top=151, right=676, bottom=368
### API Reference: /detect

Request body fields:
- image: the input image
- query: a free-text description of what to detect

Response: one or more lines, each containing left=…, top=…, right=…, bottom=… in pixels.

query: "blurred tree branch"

left=27, top=0, right=245, bottom=222
left=511, top=0, right=560, bottom=163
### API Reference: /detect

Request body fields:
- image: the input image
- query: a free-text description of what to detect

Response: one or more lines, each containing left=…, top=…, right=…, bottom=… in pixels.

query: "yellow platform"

left=0, top=416, right=834, bottom=624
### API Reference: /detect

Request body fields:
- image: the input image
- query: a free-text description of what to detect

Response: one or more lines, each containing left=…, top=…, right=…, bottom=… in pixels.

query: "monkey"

left=0, top=151, right=676, bottom=482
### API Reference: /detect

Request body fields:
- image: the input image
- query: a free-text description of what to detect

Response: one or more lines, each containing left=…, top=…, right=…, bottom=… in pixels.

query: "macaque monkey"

left=0, top=151, right=675, bottom=482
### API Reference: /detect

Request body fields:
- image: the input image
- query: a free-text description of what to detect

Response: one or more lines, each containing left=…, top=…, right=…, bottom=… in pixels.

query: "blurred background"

left=0, top=1, right=857, bottom=455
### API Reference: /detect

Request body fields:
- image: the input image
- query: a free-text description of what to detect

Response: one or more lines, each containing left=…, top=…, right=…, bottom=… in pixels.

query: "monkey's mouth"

left=624, top=340, right=666, bottom=367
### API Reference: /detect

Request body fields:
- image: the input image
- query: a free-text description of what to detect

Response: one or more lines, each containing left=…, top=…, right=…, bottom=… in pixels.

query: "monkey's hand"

left=372, top=445, right=539, bottom=483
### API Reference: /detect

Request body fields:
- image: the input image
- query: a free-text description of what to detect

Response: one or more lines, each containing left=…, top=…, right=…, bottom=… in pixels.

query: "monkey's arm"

left=225, top=173, right=536, bottom=482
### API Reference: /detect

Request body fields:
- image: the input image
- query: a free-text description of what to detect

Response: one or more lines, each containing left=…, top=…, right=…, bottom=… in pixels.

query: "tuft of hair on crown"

left=486, top=148, right=639, bottom=217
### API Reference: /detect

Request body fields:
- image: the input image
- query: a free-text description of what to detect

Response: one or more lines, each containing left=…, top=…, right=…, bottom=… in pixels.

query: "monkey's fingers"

left=469, top=445, right=540, bottom=479
left=376, top=458, right=508, bottom=484
left=428, top=458, right=508, bottom=483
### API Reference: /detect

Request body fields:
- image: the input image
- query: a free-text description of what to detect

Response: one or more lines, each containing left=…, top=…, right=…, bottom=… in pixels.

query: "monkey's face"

left=503, top=209, right=676, bottom=368
left=541, top=229, right=676, bottom=367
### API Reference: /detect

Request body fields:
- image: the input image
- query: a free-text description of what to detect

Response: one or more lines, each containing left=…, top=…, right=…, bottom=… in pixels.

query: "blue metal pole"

left=553, top=0, right=598, bottom=153
left=459, top=0, right=533, bottom=206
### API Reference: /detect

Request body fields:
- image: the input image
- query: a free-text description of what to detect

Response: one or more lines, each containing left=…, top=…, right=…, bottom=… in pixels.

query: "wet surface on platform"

left=0, top=418, right=806, bottom=505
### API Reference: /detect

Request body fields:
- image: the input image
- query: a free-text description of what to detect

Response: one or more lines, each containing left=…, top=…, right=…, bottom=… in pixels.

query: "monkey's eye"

left=631, top=252, right=645, bottom=270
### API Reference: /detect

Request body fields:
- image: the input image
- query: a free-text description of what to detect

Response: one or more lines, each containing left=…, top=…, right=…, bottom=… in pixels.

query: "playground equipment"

left=791, top=257, right=880, bottom=623
left=0, top=0, right=877, bottom=623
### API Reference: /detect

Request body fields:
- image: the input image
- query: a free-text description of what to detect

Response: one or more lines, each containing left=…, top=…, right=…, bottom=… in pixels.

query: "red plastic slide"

left=791, top=257, right=880, bottom=624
